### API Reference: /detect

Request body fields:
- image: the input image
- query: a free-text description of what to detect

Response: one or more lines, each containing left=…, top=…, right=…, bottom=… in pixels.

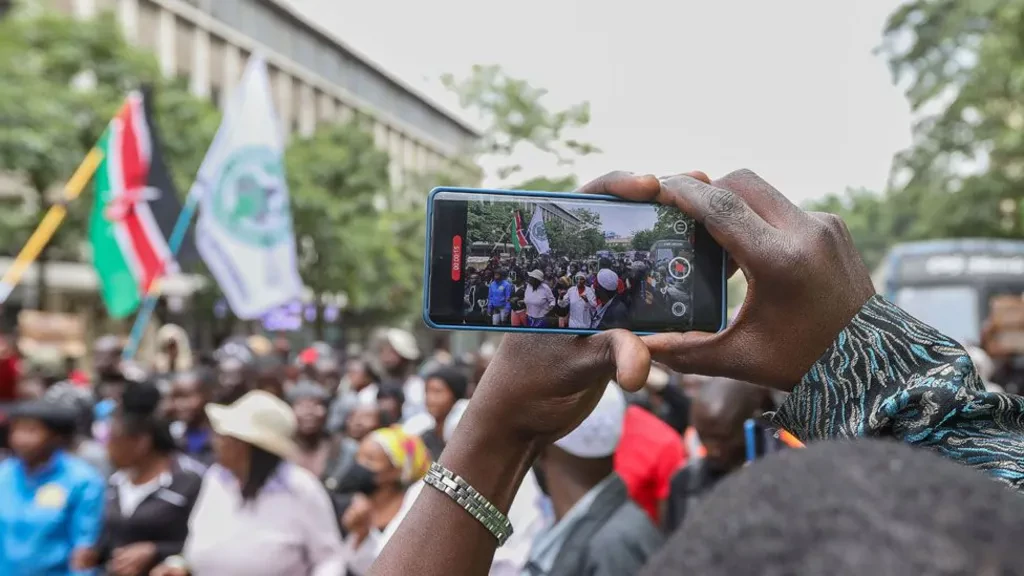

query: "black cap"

left=10, top=399, right=79, bottom=437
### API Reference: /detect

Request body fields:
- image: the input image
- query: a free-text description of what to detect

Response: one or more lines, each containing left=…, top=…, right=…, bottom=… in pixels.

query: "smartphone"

left=423, top=187, right=726, bottom=334
left=744, top=418, right=804, bottom=462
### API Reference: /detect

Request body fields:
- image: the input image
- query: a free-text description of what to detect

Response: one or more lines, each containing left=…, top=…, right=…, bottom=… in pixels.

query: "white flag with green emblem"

left=194, top=55, right=303, bottom=319
left=528, top=205, right=551, bottom=254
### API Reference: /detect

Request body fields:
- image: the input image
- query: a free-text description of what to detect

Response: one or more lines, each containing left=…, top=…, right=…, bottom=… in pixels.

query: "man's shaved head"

left=692, top=378, right=766, bottom=472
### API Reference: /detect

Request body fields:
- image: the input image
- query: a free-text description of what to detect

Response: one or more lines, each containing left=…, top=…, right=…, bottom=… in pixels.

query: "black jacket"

left=96, top=455, right=205, bottom=574
left=535, top=475, right=663, bottom=576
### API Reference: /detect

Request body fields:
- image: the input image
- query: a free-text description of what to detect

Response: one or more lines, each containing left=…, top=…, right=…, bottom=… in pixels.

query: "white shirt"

left=491, top=470, right=545, bottom=576
left=524, top=283, right=556, bottom=319
left=183, top=463, right=347, bottom=576
left=559, top=286, right=597, bottom=329
left=402, top=376, right=427, bottom=421
left=113, top=470, right=172, bottom=517
left=346, top=481, right=424, bottom=576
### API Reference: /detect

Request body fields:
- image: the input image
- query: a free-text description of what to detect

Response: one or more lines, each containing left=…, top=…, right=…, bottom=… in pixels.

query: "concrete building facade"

left=50, top=0, right=480, bottom=204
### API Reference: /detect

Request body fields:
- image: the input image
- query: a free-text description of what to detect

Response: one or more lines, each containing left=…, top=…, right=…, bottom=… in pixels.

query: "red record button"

left=451, top=235, right=462, bottom=281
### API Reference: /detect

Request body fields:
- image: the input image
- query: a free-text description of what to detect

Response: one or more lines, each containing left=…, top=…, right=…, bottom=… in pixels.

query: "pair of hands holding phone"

left=465, top=169, right=876, bottom=446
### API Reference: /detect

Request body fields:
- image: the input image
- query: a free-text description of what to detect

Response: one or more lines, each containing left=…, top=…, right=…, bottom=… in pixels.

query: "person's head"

left=93, top=335, right=123, bottom=378
left=216, top=355, right=249, bottom=404
left=345, top=402, right=387, bottom=441
left=679, top=373, right=707, bottom=398
left=251, top=356, right=285, bottom=399
left=575, top=272, right=587, bottom=288
left=424, top=366, right=469, bottom=424
left=469, top=273, right=480, bottom=286
left=595, top=269, right=619, bottom=300
left=527, top=269, right=544, bottom=289
left=170, top=368, right=215, bottom=427
left=379, top=329, right=420, bottom=373
left=492, top=269, right=503, bottom=283
left=286, top=380, right=330, bottom=439
left=43, top=381, right=95, bottom=439
left=534, top=383, right=626, bottom=510
left=107, top=381, right=177, bottom=471
left=640, top=440, right=1024, bottom=576
left=157, top=324, right=193, bottom=373
left=692, top=378, right=766, bottom=473
left=351, top=426, right=430, bottom=498
left=312, top=357, right=341, bottom=393
left=207, top=390, right=297, bottom=501
left=8, top=399, right=77, bottom=466
left=345, top=357, right=380, bottom=392
left=376, top=385, right=405, bottom=423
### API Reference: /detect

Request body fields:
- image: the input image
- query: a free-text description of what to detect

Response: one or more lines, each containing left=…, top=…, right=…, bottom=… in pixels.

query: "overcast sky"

left=288, top=0, right=912, bottom=205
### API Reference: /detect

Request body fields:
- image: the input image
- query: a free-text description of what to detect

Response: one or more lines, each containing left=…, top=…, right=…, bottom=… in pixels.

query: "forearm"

left=370, top=411, right=539, bottom=576
left=775, top=295, right=1024, bottom=488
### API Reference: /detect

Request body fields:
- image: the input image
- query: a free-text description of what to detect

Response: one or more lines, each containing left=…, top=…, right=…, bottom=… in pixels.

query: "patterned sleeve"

left=773, top=294, right=1024, bottom=489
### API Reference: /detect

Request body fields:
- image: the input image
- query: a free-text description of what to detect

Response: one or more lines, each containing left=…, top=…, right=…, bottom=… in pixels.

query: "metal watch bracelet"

left=423, top=461, right=514, bottom=546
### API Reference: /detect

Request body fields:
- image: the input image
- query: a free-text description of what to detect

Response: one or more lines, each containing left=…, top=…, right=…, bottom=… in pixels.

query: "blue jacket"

left=0, top=451, right=105, bottom=576
left=488, top=279, right=512, bottom=310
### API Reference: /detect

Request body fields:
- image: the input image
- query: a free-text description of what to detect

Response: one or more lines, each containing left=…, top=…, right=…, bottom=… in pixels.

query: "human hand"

left=109, top=542, right=158, bottom=576
left=342, top=493, right=372, bottom=534
left=70, top=547, right=99, bottom=571
left=578, top=169, right=875, bottom=390
left=466, top=329, right=649, bottom=446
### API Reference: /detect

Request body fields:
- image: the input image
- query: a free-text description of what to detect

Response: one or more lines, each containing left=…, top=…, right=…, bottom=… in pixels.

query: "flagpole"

left=120, top=190, right=201, bottom=361
left=0, top=148, right=105, bottom=304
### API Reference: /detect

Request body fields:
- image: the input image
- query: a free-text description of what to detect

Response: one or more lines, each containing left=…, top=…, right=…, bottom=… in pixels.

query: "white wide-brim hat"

left=206, top=390, right=299, bottom=460
left=385, top=328, right=421, bottom=361
left=527, top=269, right=545, bottom=281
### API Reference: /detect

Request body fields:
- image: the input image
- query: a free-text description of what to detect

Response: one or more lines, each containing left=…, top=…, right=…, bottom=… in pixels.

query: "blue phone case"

left=744, top=419, right=758, bottom=463
left=421, top=186, right=728, bottom=336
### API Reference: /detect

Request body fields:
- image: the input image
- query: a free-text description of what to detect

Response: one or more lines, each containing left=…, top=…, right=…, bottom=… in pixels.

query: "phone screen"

left=425, top=188, right=725, bottom=334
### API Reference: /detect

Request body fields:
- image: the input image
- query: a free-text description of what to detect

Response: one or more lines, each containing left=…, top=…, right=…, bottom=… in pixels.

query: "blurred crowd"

left=0, top=319, right=779, bottom=576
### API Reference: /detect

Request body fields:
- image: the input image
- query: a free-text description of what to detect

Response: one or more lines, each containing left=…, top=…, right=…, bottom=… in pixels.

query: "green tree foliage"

left=467, top=200, right=516, bottom=247
left=442, top=64, right=598, bottom=187
left=629, top=206, right=693, bottom=252
left=805, top=189, right=895, bottom=270
left=631, top=229, right=658, bottom=251
left=877, top=0, right=1024, bottom=241
left=544, top=208, right=607, bottom=258
left=803, top=1, right=1024, bottom=269
left=0, top=9, right=220, bottom=263
left=286, top=120, right=419, bottom=327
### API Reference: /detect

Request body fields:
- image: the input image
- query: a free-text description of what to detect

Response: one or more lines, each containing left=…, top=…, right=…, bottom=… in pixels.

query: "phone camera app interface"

left=459, top=194, right=696, bottom=331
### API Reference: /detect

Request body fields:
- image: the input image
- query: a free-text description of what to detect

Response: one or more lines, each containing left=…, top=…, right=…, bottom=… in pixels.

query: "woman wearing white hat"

left=524, top=270, right=556, bottom=328
left=151, top=391, right=347, bottom=576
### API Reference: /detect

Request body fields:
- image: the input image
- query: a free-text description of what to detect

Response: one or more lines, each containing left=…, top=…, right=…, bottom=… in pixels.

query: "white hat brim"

left=206, top=403, right=298, bottom=460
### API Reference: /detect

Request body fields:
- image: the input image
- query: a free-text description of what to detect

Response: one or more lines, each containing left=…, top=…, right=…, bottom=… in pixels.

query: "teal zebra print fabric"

left=774, top=294, right=1024, bottom=489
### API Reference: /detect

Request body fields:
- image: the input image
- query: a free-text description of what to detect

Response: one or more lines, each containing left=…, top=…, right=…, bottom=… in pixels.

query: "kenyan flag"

left=88, top=90, right=194, bottom=318
left=510, top=210, right=529, bottom=253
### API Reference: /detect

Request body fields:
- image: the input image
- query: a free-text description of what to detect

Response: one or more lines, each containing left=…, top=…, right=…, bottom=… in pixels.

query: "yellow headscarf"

left=368, top=426, right=431, bottom=485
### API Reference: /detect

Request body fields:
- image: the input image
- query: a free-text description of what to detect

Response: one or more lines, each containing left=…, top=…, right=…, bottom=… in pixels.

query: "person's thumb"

left=686, top=170, right=711, bottom=184
left=602, top=330, right=650, bottom=392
